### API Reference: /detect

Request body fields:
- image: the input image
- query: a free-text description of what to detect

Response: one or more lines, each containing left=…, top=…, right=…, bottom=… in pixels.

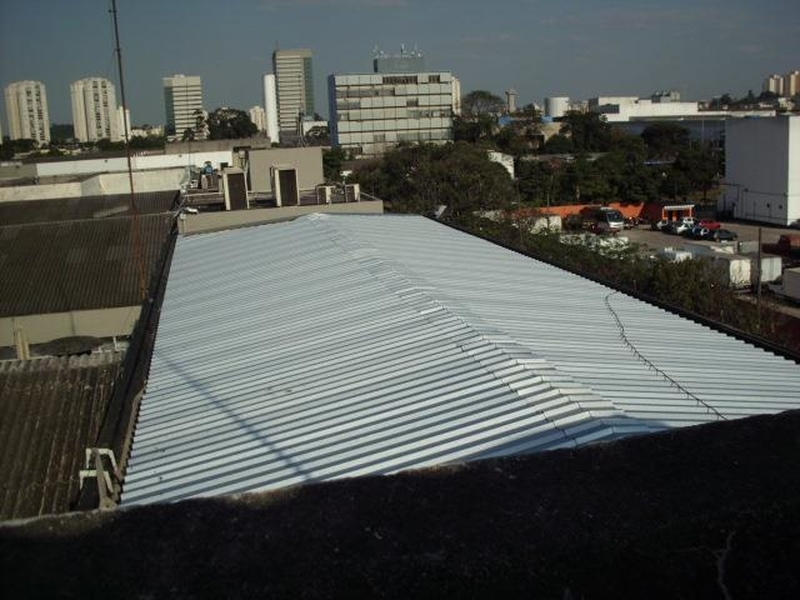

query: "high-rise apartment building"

left=763, top=74, right=784, bottom=96
left=785, top=71, right=800, bottom=98
left=328, top=71, right=454, bottom=158
left=4, top=80, right=50, bottom=145
left=163, top=74, right=204, bottom=138
left=70, top=77, right=120, bottom=142
left=272, top=49, right=315, bottom=135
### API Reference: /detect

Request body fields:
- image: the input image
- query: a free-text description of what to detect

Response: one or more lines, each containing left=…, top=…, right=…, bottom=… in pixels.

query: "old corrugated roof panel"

left=0, top=214, right=174, bottom=317
left=0, top=191, right=178, bottom=226
left=0, top=352, right=124, bottom=520
left=122, top=214, right=800, bottom=505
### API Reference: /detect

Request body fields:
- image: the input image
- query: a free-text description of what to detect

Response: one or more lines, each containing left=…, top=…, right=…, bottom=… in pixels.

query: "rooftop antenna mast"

left=110, top=0, right=147, bottom=301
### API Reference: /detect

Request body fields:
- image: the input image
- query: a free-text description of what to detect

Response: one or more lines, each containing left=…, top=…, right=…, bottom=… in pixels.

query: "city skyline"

left=1, top=0, right=798, bottom=128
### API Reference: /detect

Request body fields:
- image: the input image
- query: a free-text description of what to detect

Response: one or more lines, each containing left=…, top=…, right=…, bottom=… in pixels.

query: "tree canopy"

left=349, top=142, right=517, bottom=220
left=204, top=107, right=258, bottom=140
left=461, top=90, right=505, bottom=119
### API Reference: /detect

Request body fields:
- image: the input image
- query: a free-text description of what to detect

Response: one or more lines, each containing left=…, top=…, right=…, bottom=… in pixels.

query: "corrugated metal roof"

left=0, top=214, right=174, bottom=317
left=122, top=214, right=800, bottom=505
left=0, top=352, right=124, bottom=520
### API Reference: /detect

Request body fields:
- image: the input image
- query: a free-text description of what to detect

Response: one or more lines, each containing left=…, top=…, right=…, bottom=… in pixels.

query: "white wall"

left=789, top=117, right=800, bottom=223
left=723, top=116, right=798, bottom=226
left=32, top=150, right=234, bottom=178
left=0, top=168, right=186, bottom=202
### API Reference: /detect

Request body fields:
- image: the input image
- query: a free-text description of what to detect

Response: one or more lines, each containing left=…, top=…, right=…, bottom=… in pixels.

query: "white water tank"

left=545, top=97, right=570, bottom=118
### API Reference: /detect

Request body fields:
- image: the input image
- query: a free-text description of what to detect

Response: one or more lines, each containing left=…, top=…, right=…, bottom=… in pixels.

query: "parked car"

left=688, top=226, right=711, bottom=239
left=651, top=219, right=670, bottom=231
left=674, top=221, right=694, bottom=236
left=698, top=219, right=722, bottom=230
left=712, top=229, right=738, bottom=242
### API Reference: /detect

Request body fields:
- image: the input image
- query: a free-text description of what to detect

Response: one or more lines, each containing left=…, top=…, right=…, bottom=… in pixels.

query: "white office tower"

left=329, top=71, right=455, bottom=158
left=263, top=74, right=280, bottom=144
left=70, top=77, right=120, bottom=142
left=272, top=48, right=315, bottom=136
left=249, top=106, right=267, bottom=132
left=163, top=74, right=205, bottom=139
left=4, top=80, right=50, bottom=145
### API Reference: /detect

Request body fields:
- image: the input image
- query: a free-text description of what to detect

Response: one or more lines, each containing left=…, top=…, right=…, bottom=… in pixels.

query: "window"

left=383, top=75, right=418, bottom=85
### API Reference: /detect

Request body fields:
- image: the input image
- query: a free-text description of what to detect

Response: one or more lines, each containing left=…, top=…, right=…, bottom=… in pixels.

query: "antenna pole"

left=111, top=0, right=147, bottom=301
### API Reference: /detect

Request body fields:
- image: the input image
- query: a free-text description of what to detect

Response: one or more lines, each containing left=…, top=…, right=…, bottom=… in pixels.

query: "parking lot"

left=621, top=221, right=796, bottom=251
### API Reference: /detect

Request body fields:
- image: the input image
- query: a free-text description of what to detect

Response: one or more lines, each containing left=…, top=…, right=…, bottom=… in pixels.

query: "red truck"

left=763, top=234, right=800, bottom=261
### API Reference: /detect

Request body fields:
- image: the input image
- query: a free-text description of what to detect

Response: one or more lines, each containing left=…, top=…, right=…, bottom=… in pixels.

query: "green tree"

left=641, top=123, right=690, bottom=159
left=673, top=144, right=721, bottom=201
left=322, top=147, right=347, bottom=181
left=350, top=142, right=517, bottom=219
left=461, top=90, right=504, bottom=119
left=206, top=107, right=258, bottom=140
left=560, top=111, right=613, bottom=152
left=50, top=123, right=75, bottom=143
left=542, top=133, right=573, bottom=154
left=0, top=138, right=37, bottom=159
left=455, top=90, right=505, bottom=142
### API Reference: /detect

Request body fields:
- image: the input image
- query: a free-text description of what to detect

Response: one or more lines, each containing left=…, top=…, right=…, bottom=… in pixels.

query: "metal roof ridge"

left=305, top=213, right=628, bottom=438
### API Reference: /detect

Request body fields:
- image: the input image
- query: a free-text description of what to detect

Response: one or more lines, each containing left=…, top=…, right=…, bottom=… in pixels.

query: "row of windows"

left=337, top=119, right=452, bottom=134
left=336, top=107, right=452, bottom=121
left=337, top=129, right=451, bottom=146
left=333, top=73, right=451, bottom=86
left=335, top=83, right=451, bottom=99
left=336, top=95, right=452, bottom=111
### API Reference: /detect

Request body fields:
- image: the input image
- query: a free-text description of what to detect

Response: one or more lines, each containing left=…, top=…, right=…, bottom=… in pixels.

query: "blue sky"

left=1, top=0, right=798, bottom=126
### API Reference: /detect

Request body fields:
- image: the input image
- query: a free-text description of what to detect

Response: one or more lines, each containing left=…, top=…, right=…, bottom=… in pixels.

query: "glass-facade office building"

left=328, top=72, right=454, bottom=158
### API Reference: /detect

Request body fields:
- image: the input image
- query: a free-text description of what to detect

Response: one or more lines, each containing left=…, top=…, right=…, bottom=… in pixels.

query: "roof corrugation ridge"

left=306, top=214, right=626, bottom=442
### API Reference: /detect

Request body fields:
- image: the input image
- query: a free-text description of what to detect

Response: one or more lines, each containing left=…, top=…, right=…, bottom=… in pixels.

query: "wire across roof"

left=122, top=214, right=800, bottom=505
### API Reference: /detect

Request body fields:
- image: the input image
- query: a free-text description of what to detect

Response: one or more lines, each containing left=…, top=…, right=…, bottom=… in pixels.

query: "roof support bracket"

left=78, top=448, right=122, bottom=510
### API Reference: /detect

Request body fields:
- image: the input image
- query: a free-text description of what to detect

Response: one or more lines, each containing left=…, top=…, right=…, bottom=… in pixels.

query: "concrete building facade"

left=4, top=80, right=50, bottom=145
left=589, top=95, right=702, bottom=122
left=163, top=74, right=204, bottom=138
left=328, top=71, right=454, bottom=158
left=451, top=76, right=461, bottom=116
left=249, top=106, right=266, bottom=132
left=70, top=77, right=120, bottom=142
left=722, top=116, right=799, bottom=226
left=272, top=49, right=315, bottom=136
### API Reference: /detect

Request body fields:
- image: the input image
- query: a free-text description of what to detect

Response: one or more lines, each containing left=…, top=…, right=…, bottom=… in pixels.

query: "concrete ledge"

left=180, top=200, right=384, bottom=234
left=1, top=306, right=141, bottom=347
